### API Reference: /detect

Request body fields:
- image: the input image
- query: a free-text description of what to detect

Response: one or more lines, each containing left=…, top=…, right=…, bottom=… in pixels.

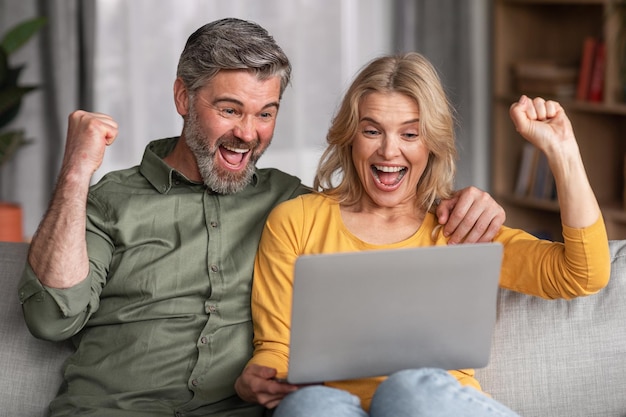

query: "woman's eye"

left=403, top=132, right=419, bottom=140
left=363, top=129, right=380, bottom=136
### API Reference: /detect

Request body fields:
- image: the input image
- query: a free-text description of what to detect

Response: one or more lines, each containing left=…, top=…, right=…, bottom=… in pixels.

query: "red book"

left=576, top=37, right=597, bottom=101
left=588, top=39, right=606, bottom=102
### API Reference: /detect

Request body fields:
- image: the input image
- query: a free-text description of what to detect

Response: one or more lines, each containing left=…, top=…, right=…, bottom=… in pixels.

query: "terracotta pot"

left=0, top=202, right=24, bottom=242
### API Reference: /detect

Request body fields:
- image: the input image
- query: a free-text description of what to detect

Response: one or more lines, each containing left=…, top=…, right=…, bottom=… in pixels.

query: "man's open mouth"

left=220, top=144, right=251, bottom=168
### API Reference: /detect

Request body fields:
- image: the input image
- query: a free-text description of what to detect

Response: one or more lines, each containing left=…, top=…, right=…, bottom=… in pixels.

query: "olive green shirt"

left=18, top=137, right=308, bottom=417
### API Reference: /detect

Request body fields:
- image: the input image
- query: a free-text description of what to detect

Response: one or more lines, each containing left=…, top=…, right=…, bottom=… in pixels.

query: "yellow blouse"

left=248, top=193, right=610, bottom=410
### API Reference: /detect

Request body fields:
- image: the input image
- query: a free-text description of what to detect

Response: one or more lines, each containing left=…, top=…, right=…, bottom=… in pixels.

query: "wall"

left=91, top=0, right=393, bottom=188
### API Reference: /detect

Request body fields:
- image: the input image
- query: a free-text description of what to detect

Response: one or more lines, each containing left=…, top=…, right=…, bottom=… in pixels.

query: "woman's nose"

left=378, top=135, right=401, bottom=158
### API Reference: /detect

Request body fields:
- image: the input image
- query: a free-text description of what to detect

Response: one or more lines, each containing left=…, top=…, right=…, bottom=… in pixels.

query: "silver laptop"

left=286, top=242, right=503, bottom=384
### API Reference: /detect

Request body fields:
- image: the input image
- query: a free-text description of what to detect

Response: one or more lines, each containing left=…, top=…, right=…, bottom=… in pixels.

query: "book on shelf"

left=587, top=39, right=606, bottom=102
left=515, top=143, right=539, bottom=196
left=576, top=36, right=597, bottom=101
left=575, top=36, right=606, bottom=103
left=514, top=143, right=556, bottom=201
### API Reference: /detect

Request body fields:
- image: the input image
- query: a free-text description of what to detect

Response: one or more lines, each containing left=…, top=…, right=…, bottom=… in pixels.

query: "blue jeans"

left=273, top=368, right=521, bottom=417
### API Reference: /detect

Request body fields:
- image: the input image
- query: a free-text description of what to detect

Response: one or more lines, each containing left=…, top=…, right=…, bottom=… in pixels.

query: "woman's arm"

left=509, top=95, right=600, bottom=228
left=235, top=200, right=303, bottom=408
left=501, top=96, right=610, bottom=298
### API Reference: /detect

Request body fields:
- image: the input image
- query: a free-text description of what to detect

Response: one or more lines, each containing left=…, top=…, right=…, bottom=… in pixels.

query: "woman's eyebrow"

left=359, top=116, right=420, bottom=124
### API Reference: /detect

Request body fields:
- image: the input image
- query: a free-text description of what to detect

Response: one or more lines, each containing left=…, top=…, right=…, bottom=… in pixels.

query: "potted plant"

left=0, top=16, right=46, bottom=241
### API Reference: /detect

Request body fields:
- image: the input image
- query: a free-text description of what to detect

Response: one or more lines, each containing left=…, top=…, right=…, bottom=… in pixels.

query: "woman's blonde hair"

left=313, top=52, right=457, bottom=212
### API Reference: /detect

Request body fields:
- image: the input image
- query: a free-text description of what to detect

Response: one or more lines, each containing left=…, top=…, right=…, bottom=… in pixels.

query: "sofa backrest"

left=475, top=239, right=626, bottom=417
left=0, top=242, right=74, bottom=417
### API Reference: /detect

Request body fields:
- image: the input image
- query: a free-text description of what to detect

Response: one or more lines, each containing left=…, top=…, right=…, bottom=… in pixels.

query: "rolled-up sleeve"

left=18, top=264, right=95, bottom=341
left=18, top=194, right=113, bottom=342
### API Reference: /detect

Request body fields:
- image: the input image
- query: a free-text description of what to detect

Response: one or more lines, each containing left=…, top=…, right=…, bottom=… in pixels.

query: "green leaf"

left=0, top=129, right=32, bottom=167
left=0, top=64, right=25, bottom=90
left=0, top=16, right=45, bottom=167
left=0, top=49, right=8, bottom=87
left=0, top=85, right=37, bottom=129
left=0, top=17, right=47, bottom=56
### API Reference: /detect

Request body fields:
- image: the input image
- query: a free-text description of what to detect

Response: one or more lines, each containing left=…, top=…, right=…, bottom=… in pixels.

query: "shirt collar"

left=139, top=137, right=260, bottom=194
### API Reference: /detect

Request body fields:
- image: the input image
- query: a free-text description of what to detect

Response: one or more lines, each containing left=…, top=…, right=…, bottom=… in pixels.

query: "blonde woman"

left=235, top=52, right=610, bottom=416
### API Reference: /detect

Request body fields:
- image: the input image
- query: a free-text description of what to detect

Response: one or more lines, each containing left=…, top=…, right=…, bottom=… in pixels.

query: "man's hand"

left=235, top=364, right=298, bottom=409
left=62, top=110, right=118, bottom=178
left=436, top=186, right=505, bottom=244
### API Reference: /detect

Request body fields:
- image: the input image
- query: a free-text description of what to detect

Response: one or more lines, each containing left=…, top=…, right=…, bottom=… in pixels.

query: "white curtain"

left=92, top=0, right=393, bottom=187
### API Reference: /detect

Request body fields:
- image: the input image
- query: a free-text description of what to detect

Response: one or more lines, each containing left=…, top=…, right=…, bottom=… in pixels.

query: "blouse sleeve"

left=246, top=197, right=306, bottom=377
left=496, top=215, right=610, bottom=299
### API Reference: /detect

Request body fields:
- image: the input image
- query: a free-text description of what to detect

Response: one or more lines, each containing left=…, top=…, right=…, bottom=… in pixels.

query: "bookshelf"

left=492, top=0, right=626, bottom=240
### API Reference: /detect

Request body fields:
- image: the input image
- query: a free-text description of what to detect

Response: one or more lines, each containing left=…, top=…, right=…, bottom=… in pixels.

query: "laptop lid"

left=286, top=242, right=503, bottom=384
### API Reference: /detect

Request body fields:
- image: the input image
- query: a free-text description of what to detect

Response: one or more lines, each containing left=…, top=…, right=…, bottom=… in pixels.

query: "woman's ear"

left=173, top=78, right=190, bottom=116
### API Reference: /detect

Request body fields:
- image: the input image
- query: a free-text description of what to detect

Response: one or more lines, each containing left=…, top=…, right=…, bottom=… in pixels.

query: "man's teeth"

left=223, top=145, right=248, bottom=153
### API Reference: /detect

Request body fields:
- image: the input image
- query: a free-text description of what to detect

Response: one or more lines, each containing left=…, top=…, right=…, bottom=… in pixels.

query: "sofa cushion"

left=0, top=242, right=74, bottom=417
left=475, top=239, right=626, bottom=417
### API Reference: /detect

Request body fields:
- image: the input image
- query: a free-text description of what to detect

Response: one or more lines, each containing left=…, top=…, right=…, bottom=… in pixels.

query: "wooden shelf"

left=492, top=0, right=626, bottom=240
left=503, top=0, right=607, bottom=4
left=496, top=95, right=626, bottom=116
left=497, top=194, right=560, bottom=212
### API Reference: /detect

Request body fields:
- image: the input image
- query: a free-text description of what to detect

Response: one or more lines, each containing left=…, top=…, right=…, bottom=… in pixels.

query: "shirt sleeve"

left=246, top=198, right=305, bottom=377
left=17, top=194, right=114, bottom=342
left=496, top=215, right=610, bottom=299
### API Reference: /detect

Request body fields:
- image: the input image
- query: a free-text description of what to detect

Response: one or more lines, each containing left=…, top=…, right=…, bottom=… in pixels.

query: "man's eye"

left=222, top=108, right=237, bottom=116
left=260, top=112, right=275, bottom=120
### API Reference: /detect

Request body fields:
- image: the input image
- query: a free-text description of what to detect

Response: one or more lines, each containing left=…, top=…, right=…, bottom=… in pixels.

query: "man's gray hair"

left=176, top=17, right=292, bottom=97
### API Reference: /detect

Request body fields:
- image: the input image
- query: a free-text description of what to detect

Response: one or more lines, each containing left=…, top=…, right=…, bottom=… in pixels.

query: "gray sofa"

left=2, top=240, right=626, bottom=416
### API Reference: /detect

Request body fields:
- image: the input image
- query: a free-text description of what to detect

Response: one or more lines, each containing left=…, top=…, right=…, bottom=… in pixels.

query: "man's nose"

left=233, top=116, right=257, bottom=142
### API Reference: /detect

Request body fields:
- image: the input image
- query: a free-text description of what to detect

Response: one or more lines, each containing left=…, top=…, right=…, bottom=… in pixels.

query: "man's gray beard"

left=183, top=109, right=265, bottom=195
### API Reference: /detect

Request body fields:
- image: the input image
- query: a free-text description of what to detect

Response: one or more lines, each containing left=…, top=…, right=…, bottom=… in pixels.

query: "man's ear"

left=173, top=77, right=190, bottom=116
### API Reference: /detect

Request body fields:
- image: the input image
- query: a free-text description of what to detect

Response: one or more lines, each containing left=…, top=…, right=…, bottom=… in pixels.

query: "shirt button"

left=210, top=265, right=219, bottom=272
left=192, top=379, right=199, bottom=386
left=200, top=336, right=208, bottom=344
left=210, top=221, right=218, bottom=228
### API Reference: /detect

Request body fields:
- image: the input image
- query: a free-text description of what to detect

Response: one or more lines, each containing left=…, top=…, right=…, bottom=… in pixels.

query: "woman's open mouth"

left=371, top=164, right=407, bottom=187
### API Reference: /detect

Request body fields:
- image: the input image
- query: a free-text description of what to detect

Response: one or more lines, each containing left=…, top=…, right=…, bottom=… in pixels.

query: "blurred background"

left=0, top=0, right=490, bottom=239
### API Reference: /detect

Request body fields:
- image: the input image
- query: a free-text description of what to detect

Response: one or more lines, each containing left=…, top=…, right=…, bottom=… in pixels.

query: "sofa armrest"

left=0, top=242, right=74, bottom=417
left=475, top=240, right=626, bottom=417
